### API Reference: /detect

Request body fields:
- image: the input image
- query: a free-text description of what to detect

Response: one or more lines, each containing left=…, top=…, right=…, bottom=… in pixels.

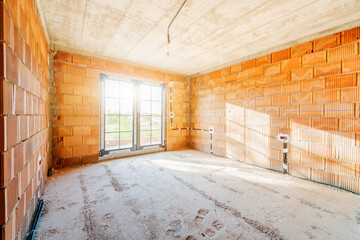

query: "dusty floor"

left=35, top=150, right=360, bottom=240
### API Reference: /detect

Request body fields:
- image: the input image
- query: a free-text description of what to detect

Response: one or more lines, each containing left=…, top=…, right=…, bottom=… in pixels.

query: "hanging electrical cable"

left=167, top=0, right=188, bottom=56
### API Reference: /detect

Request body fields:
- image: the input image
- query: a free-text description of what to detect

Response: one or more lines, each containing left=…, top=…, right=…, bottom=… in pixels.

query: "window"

left=100, top=74, right=164, bottom=155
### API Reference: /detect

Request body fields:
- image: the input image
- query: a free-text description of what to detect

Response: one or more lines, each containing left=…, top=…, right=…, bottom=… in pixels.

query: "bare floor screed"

left=35, top=150, right=360, bottom=240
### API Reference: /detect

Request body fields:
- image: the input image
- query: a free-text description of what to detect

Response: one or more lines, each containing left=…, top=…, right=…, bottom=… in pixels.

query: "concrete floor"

left=35, top=150, right=360, bottom=240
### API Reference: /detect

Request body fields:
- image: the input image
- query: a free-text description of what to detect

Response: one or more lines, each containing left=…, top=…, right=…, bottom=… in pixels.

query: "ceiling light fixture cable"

left=167, top=0, right=188, bottom=56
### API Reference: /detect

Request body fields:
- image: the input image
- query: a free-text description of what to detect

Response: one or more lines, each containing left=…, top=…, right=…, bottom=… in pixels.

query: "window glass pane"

left=105, top=116, right=119, bottom=132
left=140, top=100, right=151, bottom=115
left=105, top=98, right=119, bottom=114
left=120, top=99, right=133, bottom=115
left=120, top=132, right=132, bottom=148
left=151, top=130, right=161, bottom=144
left=140, top=85, right=151, bottom=100
left=105, top=133, right=119, bottom=150
left=140, top=116, right=151, bottom=130
left=120, top=82, right=133, bottom=99
left=140, top=131, right=151, bottom=146
left=151, top=87, right=162, bottom=101
left=151, top=102, right=161, bottom=116
left=105, top=80, right=119, bottom=98
left=152, top=116, right=161, bottom=130
left=120, top=116, right=133, bottom=131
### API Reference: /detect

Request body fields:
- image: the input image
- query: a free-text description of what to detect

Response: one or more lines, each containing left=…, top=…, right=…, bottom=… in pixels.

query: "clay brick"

left=272, top=49, right=290, bottom=62
left=339, top=118, right=360, bottom=132
left=272, top=95, right=289, bottom=106
left=291, top=92, right=312, bottom=105
left=242, top=59, right=255, bottom=71
left=264, top=85, right=281, bottom=96
left=264, top=62, right=280, bottom=75
left=53, top=147, right=72, bottom=158
left=256, top=96, right=271, bottom=107
left=230, top=63, right=241, bottom=74
left=341, top=27, right=360, bottom=44
left=291, top=41, right=313, bottom=57
left=281, top=82, right=300, bottom=94
left=229, top=81, right=242, bottom=91
left=73, top=145, right=92, bottom=156
left=271, top=117, right=287, bottom=128
left=313, top=89, right=340, bottom=103
left=82, top=116, right=99, bottom=125
left=2, top=5, right=12, bottom=47
left=249, top=67, right=263, bottom=78
left=236, top=71, right=248, bottom=81
left=342, top=56, right=360, bottom=73
left=256, top=75, right=271, bottom=87
left=300, top=104, right=323, bottom=117
left=313, top=33, right=340, bottom=52
left=314, top=61, right=341, bottom=77
left=106, top=61, right=122, bottom=72
left=55, top=84, right=73, bottom=95
left=0, top=150, right=12, bottom=188
left=63, top=95, right=82, bottom=105
left=82, top=154, right=99, bottom=164
left=83, top=136, right=98, bottom=145
left=1, top=80, right=13, bottom=114
left=74, top=105, right=92, bottom=116
left=63, top=116, right=82, bottom=126
left=5, top=46, right=18, bottom=84
left=341, top=87, right=360, bottom=102
left=312, top=118, right=338, bottom=131
left=220, top=67, right=230, bottom=77
left=248, top=88, right=263, bottom=98
left=256, top=55, right=271, bottom=67
left=225, top=73, right=237, bottom=83
left=291, top=67, right=313, bottom=82
left=14, top=85, right=24, bottom=114
left=281, top=57, right=301, bottom=72
left=90, top=58, right=106, bottom=69
left=14, top=27, right=23, bottom=61
left=63, top=136, right=82, bottom=147
left=325, top=73, right=357, bottom=89
left=63, top=74, right=82, bottom=85
left=301, top=78, right=325, bottom=92
left=55, top=52, right=72, bottom=62
left=210, top=70, right=220, bottom=78
left=72, top=54, right=91, bottom=66
left=272, top=72, right=290, bottom=84
left=325, top=103, right=354, bottom=117
left=53, top=126, right=73, bottom=137
left=281, top=105, right=299, bottom=117
left=83, top=96, right=98, bottom=106
left=74, top=85, right=91, bottom=96
left=68, top=65, right=86, bottom=75
left=328, top=42, right=358, bottom=62
left=73, top=126, right=92, bottom=136
left=302, top=51, right=326, bottom=67
left=356, top=134, right=360, bottom=147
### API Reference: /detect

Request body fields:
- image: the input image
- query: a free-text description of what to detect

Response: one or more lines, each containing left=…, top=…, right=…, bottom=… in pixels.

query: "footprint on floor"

left=67, top=202, right=78, bottom=208
left=203, top=229, right=215, bottom=238
left=194, top=216, right=203, bottom=223
left=212, top=220, right=224, bottom=231
left=198, top=209, right=209, bottom=216
left=166, top=220, right=183, bottom=237
left=101, top=213, right=114, bottom=224
left=185, top=235, right=196, bottom=240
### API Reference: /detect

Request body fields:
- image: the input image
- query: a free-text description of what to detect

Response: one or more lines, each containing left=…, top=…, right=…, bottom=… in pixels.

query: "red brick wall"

left=0, top=0, right=49, bottom=239
left=190, top=27, right=360, bottom=193
left=52, top=52, right=188, bottom=168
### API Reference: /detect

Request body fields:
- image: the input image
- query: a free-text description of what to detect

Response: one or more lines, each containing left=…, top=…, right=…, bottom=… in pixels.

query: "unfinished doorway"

left=100, top=74, right=165, bottom=158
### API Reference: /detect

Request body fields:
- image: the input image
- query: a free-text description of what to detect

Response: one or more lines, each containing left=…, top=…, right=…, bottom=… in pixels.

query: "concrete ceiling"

left=38, top=0, right=360, bottom=76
